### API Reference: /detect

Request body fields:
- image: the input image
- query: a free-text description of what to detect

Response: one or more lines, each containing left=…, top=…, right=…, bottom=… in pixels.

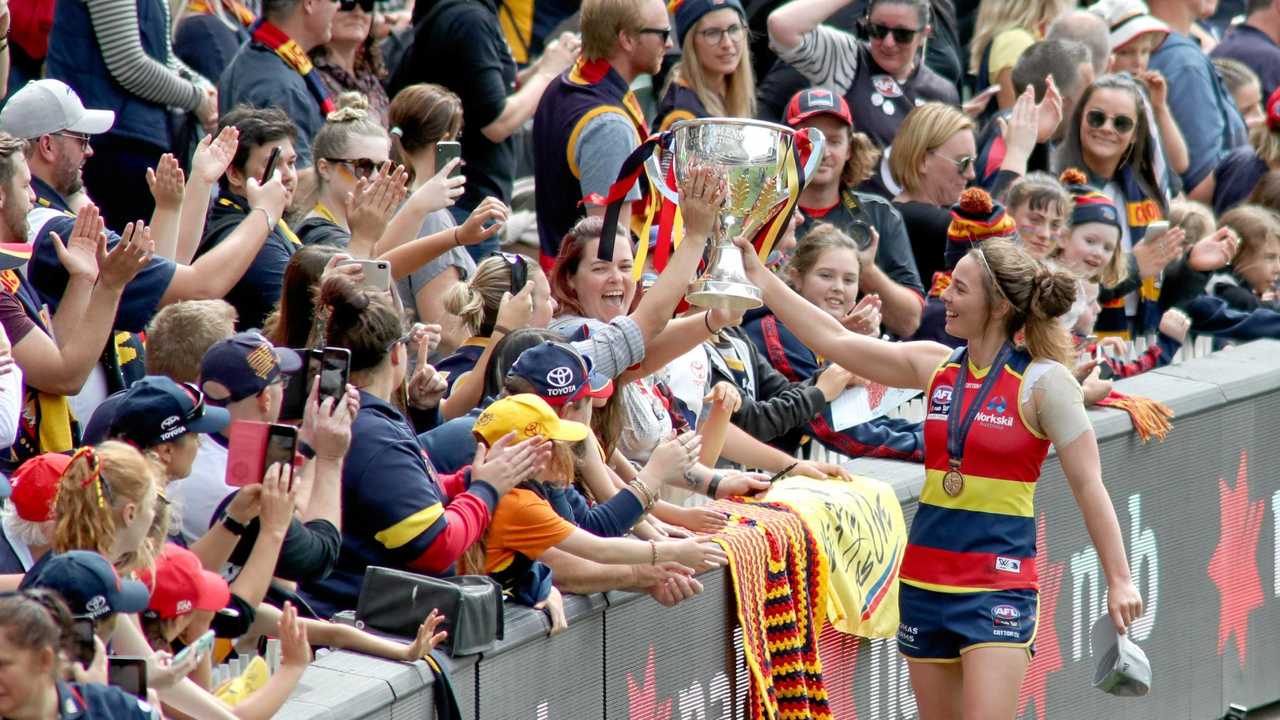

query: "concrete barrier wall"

left=278, top=339, right=1280, bottom=719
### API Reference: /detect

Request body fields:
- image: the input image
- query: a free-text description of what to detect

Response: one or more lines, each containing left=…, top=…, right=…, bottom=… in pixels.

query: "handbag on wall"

left=355, top=566, right=504, bottom=657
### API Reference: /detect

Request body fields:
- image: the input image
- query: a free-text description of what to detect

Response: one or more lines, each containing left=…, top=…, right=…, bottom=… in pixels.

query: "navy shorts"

left=896, top=584, right=1039, bottom=662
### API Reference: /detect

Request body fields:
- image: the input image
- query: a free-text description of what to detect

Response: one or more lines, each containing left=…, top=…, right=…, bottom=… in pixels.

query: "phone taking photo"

left=435, top=141, right=462, bottom=178
left=319, top=347, right=351, bottom=405
left=108, top=657, right=148, bottom=699
left=278, top=348, right=318, bottom=422
left=265, top=424, right=299, bottom=488
left=337, top=258, right=392, bottom=292
left=226, top=421, right=298, bottom=487
left=172, top=629, right=215, bottom=667
left=70, top=617, right=96, bottom=667
left=261, top=146, right=281, bottom=185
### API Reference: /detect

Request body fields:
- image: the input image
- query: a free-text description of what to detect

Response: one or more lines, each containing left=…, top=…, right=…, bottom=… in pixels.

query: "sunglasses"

left=495, top=251, right=528, bottom=294
left=862, top=21, right=923, bottom=44
left=636, top=27, right=671, bottom=43
left=931, top=151, right=975, bottom=175
left=338, top=0, right=375, bottom=11
left=386, top=328, right=415, bottom=352
left=326, top=157, right=380, bottom=179
left=1085, top=109, right=1136, bottom=134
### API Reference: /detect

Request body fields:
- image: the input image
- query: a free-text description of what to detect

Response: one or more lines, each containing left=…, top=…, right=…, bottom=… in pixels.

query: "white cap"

left=0, top=80, right=115, bottom=139
left=1089, top=0, right=1170, bottom=51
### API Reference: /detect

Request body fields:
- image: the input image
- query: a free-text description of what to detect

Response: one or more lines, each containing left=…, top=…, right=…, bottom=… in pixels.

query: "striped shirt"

left=771, top=25, right=862, bottom=96
left=86, top=0, right=207, bottom=113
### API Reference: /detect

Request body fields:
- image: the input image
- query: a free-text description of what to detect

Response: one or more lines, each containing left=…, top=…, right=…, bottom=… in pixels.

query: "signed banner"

left=828, top=382, right=921, bottom=431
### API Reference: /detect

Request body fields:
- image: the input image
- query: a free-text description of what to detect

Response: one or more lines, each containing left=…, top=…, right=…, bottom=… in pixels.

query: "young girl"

left=731, top=228, right=1143, bottom=720
left=1005, top=172, right=1070, bottom=260
left=52, top=443, right=164, bottom=574
left=744, top=223, right=924, bottom=462
left=1212, top=205, right=1280, bottom=311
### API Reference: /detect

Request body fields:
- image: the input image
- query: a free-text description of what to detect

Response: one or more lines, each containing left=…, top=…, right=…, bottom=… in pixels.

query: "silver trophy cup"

left=664, top=118, right=810, bottom=312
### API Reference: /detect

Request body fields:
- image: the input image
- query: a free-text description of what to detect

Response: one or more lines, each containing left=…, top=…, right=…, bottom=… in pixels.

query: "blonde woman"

left=656, top=0, right=756, bottom=131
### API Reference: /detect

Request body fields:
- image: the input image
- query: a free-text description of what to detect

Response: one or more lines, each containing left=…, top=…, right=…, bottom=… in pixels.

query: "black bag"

left=355, top=567, right=504, bottom=657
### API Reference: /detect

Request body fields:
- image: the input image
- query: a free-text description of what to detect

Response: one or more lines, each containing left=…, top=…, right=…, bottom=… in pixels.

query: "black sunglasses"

left=862, top=21, right=923, bottom=44
left=339, top=0, right=375, bottom=11
left=325, top=157, right=380, bottom=179
left=495, top=251, right=528, bottom=294
left=1085, top=109, right=1136, bottom=134
left=636, top=27, right=671, bottom=43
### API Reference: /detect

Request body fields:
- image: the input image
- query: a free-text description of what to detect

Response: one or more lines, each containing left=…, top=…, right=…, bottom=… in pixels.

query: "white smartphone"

left=172, top=629, right=215, bottom=666
left=1145, top=221, right=1170, bottom=238
left=338, top=258, right=392, bottom=291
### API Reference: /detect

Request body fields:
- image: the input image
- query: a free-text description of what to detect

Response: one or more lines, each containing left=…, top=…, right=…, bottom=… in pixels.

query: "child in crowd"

left=1212, top=205, right=1280, bottom=311
left=1006, top=171, right=1071, bottom=260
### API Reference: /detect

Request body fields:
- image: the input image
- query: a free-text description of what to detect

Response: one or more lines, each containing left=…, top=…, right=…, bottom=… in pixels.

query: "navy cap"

left=109, top=376, right=230, bottom=447
left=200, top=331, right=301, bottom=404
left=506, top=342, right=609, bottom=406
left=20, top=550, right=151, bottom=619
left=82, top=390, right=125, bottom=446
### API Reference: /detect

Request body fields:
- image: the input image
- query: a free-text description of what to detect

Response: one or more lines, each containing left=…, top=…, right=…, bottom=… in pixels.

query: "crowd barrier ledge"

left=278, top=339, right=1280, bottom=720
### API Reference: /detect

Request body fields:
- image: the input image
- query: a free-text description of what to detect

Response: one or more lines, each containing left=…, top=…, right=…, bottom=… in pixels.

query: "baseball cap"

left=472, top=394, right=591, bottom=446
left=507, top=343, right=611, bottom=406
left=1091, top=614, right=1151, bottom=696
left=1089, top=0, right=1168, bottom=52
left=200, top=331, right=302, bottom=404
left=0, top=243, right=32, bottom=273
left=136, top=544, right=231, bottom=620
left=8, top=453, right=73, bottom=522
left=19, top=550, right=151, bottom=619
left=785, top=88, right=852, bottom=128
left=0, top=79, right=115, bottom=139
left=109, top=376, right=231, bottom=448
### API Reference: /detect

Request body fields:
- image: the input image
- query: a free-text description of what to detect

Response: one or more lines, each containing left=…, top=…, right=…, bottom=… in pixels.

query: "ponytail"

left=974, top=239, right=1077, bottom=367
left=442, top=256, right=514, bottom=337
left=53, top=443, right=161, bottom=560
left=319, top=273, right=402, bottom=372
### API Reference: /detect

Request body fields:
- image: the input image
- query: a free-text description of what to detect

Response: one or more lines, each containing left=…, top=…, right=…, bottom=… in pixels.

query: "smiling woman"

left=309, top=0, right=390, bottom=124
left=655, top=0, right=756, bottom=131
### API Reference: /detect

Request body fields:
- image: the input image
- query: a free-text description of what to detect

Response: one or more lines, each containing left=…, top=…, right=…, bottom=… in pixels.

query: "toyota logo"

left=546, top=366, right=574, bottom=388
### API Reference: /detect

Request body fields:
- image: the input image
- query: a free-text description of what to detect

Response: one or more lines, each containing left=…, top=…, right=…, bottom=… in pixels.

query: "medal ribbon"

left=946, top=343, right=1012, bottom=468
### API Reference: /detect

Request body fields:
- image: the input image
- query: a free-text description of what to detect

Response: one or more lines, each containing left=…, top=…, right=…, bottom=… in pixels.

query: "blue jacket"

left=46, top=0, right=176, bottom=149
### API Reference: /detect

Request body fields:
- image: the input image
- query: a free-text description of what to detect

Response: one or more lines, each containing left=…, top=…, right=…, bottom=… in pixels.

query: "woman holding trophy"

left=730, top=228, right=1144, bottom=719
left=655, top=0, right=757, bottom=132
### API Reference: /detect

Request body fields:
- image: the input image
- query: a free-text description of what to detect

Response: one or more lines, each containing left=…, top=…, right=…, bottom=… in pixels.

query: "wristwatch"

left=221, top=514, right=248, bottom=536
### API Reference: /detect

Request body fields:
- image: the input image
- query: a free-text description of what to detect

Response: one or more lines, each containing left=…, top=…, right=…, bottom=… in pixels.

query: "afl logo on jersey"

left=928, top=385, right=953, bottom=418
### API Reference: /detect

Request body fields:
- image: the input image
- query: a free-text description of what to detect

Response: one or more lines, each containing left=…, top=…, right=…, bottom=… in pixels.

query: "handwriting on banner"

left=829, top=383, right=921, bottom=431
left=766, top=477, right=907, bottom=638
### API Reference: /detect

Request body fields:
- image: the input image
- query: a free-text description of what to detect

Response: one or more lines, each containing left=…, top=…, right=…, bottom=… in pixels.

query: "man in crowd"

left=532, top=0, right=669, bottom=265
left=1148, top=0, right=1248, bottom=196
left=218, top=0, right=340, bottom=166
left=1046, top=9, right=1112, bottom=78
left=196, top=106, right=300, bottom=331
left=1211, top=0, right=1280, bottom=99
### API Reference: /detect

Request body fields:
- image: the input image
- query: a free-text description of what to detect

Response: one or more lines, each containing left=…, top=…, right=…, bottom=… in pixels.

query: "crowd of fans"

left=0, top=0, right=1277, bottom=715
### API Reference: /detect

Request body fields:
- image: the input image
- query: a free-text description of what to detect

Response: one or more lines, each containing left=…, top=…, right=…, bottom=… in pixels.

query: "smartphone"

left=261, top=146, right=281, bottom=185
left=278, top=348, right=319, bottom=422
left=319, top=347, right=351, bottom=404
left=338, top=258, right=392, bottom=292
left=172, top=630, right=215, bottom=667
left=70, top=617, right=96, bottom=667
left=435, top=141, right=462, bottom=178
left=264, top=424, right=299, bottom=485
left=226, top=420, right=270, bottom=487
left=1145, top=220, right=1170, bottom=238
left=107, top=657, right=148, bottom=699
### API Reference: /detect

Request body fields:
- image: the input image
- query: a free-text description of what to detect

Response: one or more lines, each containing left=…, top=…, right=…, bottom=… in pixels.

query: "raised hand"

left=997, top=85, right=1039, bottom=161
left=246, top=170, right=289, bottom=228
left=411, top=159, right=465, bottom=214
left=303, top=376, right=357, bottom=462
left=842, top=294, right=882, bottom=336
left=857, top=227, right=881, bottom=278
left=457, top=196, right=510, bottom=247
left=258, top=461, right=298, bottom=535
left=537, top=32, right=581, bottom=76
left=97, top=220, right=154, bottom=291
left=1137, top=70, right=1168, bottom=112
left=472, top=433, right=551, bottom=494
left=409, top=322, right=442, bottom=358
left=191, top=126, right=239, bottom=186
left=146, top=153, right=186, bottom=211
left=279, top=601, right=313, bottom=668
left=1133, top=225, right=1184, bottom=278
left=402, top=609, right=448, bottom=661
left=49, top=203, right=106, bottom=280
left=1035, top=74, right=1064, bottom=144
left=347, top=162, right=410, bottom=245
left=1158, top=307, right=1192, bottom=343
left=1188, top=226, right=1239, bottom=272
left=679, top=165, right=727, bottom=240
left=495, top=280, right=535, bottom=332
left=408, top=336, right=449, bottom=409
left=647, top=432, right=701, bottom=486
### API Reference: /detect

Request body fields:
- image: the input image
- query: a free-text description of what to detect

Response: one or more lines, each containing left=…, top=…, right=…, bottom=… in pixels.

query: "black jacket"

left=707, top=327, right=828, bottom=442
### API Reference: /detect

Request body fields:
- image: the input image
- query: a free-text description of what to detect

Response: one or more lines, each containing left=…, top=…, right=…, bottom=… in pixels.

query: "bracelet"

left=297, top=441, right=317, bottom=460
left=453, top=227, right=461, bottom=246
left=707, top=472, right=724, bottom=499
left=649, top=539, right=657, bottom=566
left=492, top=324, right=514, bottom=336
left=704, top=312, right=719, bottom=336
left=221, top=514, right=248, bottom=536
left=627, top=478, right=656, bottom=510
left=252, top=207, right=274, bottom=230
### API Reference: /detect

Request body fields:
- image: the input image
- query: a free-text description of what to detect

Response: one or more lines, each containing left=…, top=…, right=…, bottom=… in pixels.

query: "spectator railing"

left=275, top=339, right=1280, bottom=720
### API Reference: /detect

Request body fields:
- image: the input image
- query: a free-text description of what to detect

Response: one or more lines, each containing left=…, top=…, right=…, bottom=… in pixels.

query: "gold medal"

left=943, top=469, right=965, bottom=497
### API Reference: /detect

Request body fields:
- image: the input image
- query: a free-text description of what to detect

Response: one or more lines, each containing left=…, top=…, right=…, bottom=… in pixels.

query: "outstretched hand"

left=679, top=165, right=727, bottom=239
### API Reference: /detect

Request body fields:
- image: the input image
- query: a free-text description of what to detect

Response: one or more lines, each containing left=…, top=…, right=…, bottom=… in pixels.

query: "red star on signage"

left=1018, top=513, right=1065, bottom=720
left=1207, top=450, right=1265, bottom=666
left=627, top=646, right=673, bottom=720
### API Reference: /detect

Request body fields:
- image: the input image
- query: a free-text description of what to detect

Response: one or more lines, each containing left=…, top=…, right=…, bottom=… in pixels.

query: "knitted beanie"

left=944, top=187, right=1017, bottom=270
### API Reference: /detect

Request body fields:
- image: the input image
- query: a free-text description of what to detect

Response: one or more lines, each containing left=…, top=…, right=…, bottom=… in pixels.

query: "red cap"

left=136, top=544, right=230, bottom=619
left=9, top=453, right=72, bottom=522
left=785, top=88, right=852, bottom=128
